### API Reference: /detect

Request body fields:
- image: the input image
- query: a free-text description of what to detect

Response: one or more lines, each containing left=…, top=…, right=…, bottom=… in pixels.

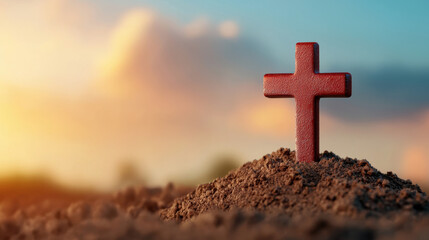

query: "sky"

left=0, top=0, right=428, bottom=190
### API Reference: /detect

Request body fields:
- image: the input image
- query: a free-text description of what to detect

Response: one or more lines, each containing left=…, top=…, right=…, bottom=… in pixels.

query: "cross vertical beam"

left=295, top=95, right=319, bottom=163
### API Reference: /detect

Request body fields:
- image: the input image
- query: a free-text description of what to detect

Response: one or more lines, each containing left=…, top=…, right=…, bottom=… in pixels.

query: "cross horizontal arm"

left=263, top=73, right=294, bottom=98
left=315, top=73, right=352, bottom=97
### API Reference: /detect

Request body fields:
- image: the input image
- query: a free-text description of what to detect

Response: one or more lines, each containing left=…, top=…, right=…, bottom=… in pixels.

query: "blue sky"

left=94, top=0, right=429, bottom=70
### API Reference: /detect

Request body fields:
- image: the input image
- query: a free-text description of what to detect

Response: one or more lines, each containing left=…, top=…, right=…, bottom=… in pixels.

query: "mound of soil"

left=161, top=148, right=429, bottom=221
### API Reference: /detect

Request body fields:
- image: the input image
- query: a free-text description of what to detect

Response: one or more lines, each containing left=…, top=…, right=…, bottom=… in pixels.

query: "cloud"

left=218, top=21, right=240, bottom=39
left=95, top=8, right=280, bottom=137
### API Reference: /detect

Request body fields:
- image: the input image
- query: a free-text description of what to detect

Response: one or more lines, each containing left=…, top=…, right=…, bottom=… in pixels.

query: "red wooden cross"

left=263, top=42, right=351, bottom=162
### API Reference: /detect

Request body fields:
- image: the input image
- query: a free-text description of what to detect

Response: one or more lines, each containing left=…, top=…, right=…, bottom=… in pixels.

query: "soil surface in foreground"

left=0, top=148, right=428, bottom=239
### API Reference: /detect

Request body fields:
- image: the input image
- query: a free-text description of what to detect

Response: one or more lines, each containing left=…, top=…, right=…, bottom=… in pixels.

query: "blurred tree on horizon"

left=204, top=154, right=241, bottom=182
left=116, top=159, right=146, bottom=189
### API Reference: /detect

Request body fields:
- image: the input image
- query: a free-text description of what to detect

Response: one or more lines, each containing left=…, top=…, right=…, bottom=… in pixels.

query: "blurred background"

left=0, top=0, right=428, bottom=191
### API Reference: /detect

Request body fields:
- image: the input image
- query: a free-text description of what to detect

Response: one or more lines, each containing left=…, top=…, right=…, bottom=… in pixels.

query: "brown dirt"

left=0, top=148, right=428, bottom=239
left=161, top=148, right=429, bottom=221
